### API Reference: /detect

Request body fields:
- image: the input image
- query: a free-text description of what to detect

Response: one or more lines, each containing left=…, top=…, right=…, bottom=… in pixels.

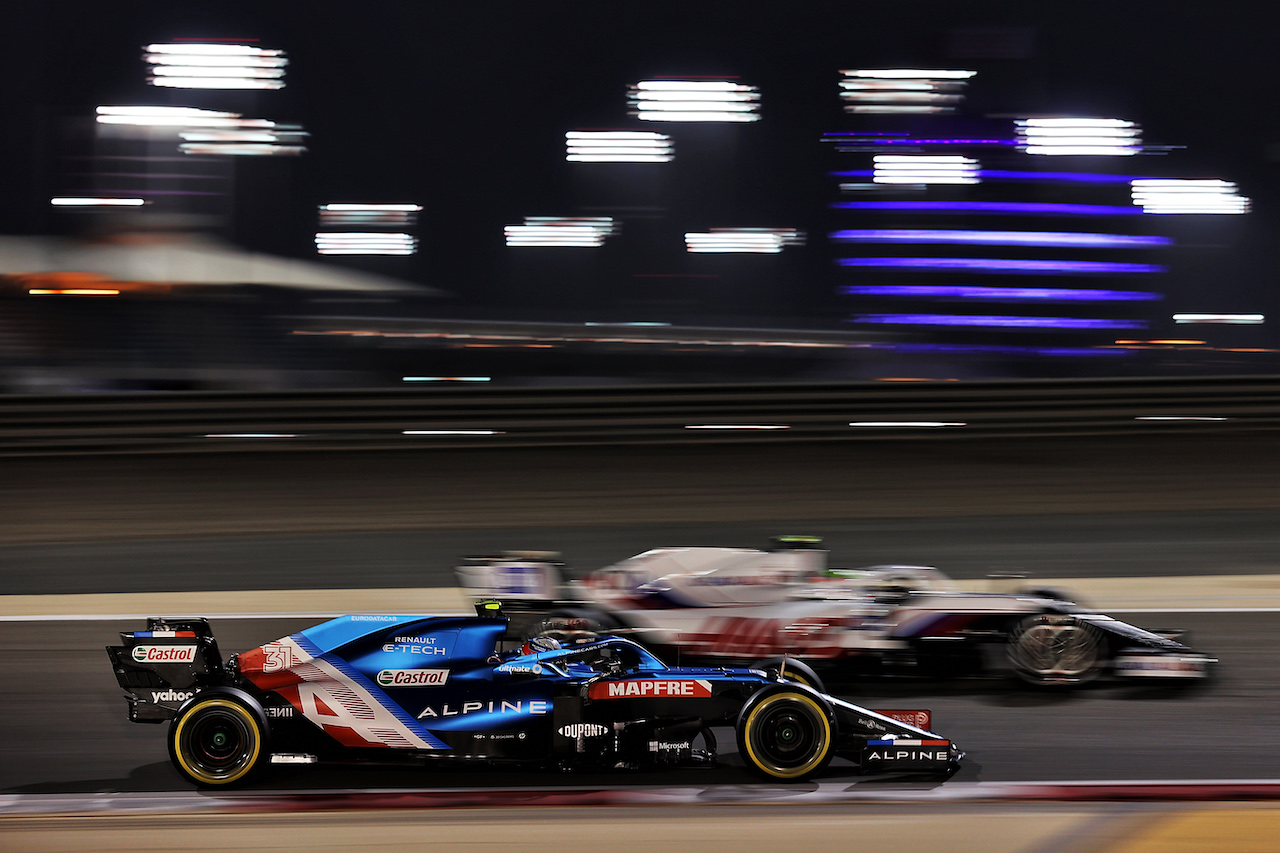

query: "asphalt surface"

left=9, top=803, right=1270, bottom=853
left=0, top=609, right=1269, bottom=795
left=3, top=511, right=1280, bottom=596
left=2, top=430, right=1279, bottom=805
left=3, top=432, right=1278, bottom=549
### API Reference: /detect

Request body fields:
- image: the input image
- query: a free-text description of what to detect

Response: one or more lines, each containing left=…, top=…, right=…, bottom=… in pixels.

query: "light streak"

left=830, top=229, right=1170, bottom=248
left=838, top=258, right=1165, bottom=275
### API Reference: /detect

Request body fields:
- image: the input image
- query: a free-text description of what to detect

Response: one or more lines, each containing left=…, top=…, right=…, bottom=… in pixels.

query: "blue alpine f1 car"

left=106, top=603, right=963, bottom=787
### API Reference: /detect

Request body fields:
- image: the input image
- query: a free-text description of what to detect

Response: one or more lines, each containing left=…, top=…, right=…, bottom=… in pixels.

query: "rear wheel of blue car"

left=169, top=696, right=268, bottom=787
left=737, top=688, right=833, bottom=781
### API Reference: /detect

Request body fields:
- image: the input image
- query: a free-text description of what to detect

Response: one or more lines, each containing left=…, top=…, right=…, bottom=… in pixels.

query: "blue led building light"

left=842, top=285, right=1162, bottom=302
left=830, top=229, right=1170, bottom=249
left=854, top=314, right=1147, bottom=330
left=881, top=343, right=1129, bottom=358
left=838, top=258, right=1166, bottom=275
left=831, top=201, right=1143, bottom=216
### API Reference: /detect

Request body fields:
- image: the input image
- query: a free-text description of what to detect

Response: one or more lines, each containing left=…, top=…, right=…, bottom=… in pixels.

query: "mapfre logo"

left=376, top=669, right=449, bottom=687
left=589, top=679, right=713, bottom=700
left=132, top=645, right=197, bottom=664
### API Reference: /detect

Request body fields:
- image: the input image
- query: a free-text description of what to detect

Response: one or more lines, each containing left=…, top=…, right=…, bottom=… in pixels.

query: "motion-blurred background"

left=2, top=2, right=1276, bottom=392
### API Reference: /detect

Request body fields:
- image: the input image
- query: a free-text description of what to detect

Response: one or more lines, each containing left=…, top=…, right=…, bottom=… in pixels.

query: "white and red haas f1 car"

left=456, top=538, right=1214, bottom=687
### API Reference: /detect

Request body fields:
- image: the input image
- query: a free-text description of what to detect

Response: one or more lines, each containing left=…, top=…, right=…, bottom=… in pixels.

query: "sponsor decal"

left=558, top=723, right=609, bottom=738
left=498, top=564, right=552, bottom=595
left=394, top=636, right=437, bottom=645
left=417, top=699, right=551, bottom=719
left=648, top=740, right=690, bottom=752
left=131, top=645, right=197, bottom=664
left=262, top=642, right=295, bottom=673
left=382, top=642, right=447, bottom=655
left=351, top=615, right=401, bottom=622
left=1114, top=655, right=1208, bottom=676
left=874, top=709, right=932, bottom=729
left=148, top=688, right=193, bottom=703
left=281, top=656, right=448, bottom=751
left=376, top=669, right=449, bottom=687
left=498, top=662, right=542, bottom=674
left=865, top=749, right=950, bottom=762
left=265, top=706, right=295, bottom=718
left=589, top=679, right=714, bottom=700
left=858, top=718, right=888, bottom=732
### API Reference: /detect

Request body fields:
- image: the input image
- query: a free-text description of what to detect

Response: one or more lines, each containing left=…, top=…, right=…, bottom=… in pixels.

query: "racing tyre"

left=751, top=656, right=826, bottom=694
left=736, top=687, right=834, bottom=781
left=168, top=693, right=269, bottom=787
left=1007, top=614, right=1105, bottom=687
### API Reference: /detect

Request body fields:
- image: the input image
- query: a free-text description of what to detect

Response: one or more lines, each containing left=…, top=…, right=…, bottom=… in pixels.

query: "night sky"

left=3, top=2, right=1277, bottom=321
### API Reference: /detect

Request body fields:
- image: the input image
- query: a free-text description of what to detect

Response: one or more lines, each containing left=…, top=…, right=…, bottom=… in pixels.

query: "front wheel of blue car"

left=751, top=657, right=826, bottom=694
left=736, top=688, right=834, bottom=781
left=169, top=694, right=269, bottom=787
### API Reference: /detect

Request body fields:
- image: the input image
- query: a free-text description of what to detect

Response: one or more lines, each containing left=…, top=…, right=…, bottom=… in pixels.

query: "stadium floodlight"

left=320, top=204, right=422, bottom=228
left=144, top=42, right=288, bottom=90
left=629, top=80, right=761, bottom=122
left=1016, top=118, right=1141, bottom=155
left=51, top=197, right=145, bottom=206
left=873, top=155, right=979, bottom=184
left=179, top=143, right=305, bottom=156
left=1173, top=313, right=1264, bottom=324
left=839, top=69, right=975, bottom=114
left=96, top=105, right=271, bottom=128
left=315, top=233, right=418, bottom=255
left=566, top=131, right=673, bottom=162
left=685, top=228, right=804, bottom=253
left=505, top=217, right=615, bottom=247
left=179, top=126, right=307, bottom=156
left=1131, top=179, right=1251, bottom=214
left=96, top=107, right=307, bottom=154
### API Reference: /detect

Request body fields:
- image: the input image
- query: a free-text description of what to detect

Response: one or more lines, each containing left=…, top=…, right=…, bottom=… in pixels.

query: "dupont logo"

left=376, top=669, right=449, bottom=687
left=558, top=723, right=609, bottom=738
left=131, top=645, right=197, bottom=664
left=589, top=679, right=714, bottom=700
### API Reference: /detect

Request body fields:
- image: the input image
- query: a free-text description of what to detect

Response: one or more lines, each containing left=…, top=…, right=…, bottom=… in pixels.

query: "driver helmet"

left=520, top=636, right=561, bottom=656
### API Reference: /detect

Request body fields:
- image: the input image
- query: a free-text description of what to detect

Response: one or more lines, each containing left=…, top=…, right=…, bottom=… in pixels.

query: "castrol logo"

left=376, top=669, right=449, bottom=687
left=131, top=645, right=197, bottom=664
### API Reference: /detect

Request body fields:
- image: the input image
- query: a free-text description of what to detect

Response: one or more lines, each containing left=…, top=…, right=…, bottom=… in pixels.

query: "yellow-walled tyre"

left=168, top=694, right=268, bottom=787
left=736, top=688, right=834, bottom=781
